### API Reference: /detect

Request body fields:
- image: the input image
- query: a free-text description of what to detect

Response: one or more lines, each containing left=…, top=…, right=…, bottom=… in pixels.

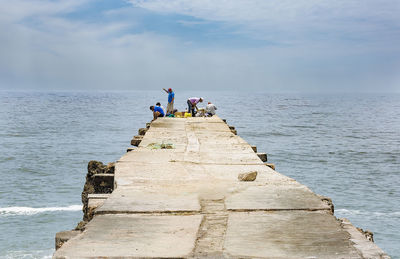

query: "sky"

left=0, top=0, right=399, bottom=93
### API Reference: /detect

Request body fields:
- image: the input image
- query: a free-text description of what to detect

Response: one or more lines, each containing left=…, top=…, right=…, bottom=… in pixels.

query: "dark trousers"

left=187, top=100, right=195, bottom=116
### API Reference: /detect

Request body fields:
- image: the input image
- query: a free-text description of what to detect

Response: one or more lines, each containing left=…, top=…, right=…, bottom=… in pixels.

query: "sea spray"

left=0, top=205, right=82, bottom=216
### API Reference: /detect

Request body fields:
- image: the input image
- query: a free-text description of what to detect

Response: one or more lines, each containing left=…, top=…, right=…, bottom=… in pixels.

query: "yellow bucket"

left=184, top=112, right=192, bottom=118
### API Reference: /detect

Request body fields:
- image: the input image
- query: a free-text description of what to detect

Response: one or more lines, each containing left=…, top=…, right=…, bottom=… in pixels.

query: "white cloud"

left=128, top=0, right=399, bottom=24
left=128, top=0, right=400, bottom=45
left=0, top=0, right=89, bottom=22
left=0, top=0, right=399, bottom=92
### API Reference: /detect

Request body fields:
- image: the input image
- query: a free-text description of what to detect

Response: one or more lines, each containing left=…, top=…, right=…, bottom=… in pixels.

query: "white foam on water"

left=0, top=205, right=81, bottom=216
left=2, top=249, right=53, bottom=259
left=336, top=208, right=400, bottom=218
left=335, top=208, right=362, bottom=215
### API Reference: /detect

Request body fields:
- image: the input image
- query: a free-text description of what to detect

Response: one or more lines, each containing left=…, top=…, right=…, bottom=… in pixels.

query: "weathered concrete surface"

left=55, top=214, right=202, bottom=258
left=54, top=116, right=389, bottom=258
left=341, top=218, right=391, bottom=259
left=224, top=211, right=361, bottom=258
left=225, top=185, right=332, bottom=211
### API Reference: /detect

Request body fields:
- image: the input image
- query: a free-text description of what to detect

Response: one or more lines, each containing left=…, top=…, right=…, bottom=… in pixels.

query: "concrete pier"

left=54, top=116, right=389, bottom=258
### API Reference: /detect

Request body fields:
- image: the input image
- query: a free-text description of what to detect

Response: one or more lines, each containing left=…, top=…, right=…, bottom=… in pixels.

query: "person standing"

left=187, top=97, right=203, bottom=117
left=163, top=88, right=174, bottom=114
left=205, top=101, right=217, bottom=116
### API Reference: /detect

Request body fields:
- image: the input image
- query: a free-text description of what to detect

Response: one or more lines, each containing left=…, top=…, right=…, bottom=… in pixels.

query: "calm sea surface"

left=0, top=91, right=399, bottom=258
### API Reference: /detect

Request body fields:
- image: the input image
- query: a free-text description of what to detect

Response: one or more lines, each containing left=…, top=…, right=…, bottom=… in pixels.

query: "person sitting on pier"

left=205, top=101, right=217, bottom=117
left=187, top=97, right=203, bottom=117
left=149, top=105, right=164, bottom=121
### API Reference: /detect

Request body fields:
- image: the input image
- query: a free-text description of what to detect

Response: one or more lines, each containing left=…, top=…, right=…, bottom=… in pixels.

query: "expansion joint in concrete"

left=227, top=208, right=333, bottom=213
left=95, top=210, right=199, bottom=216
left=192, top=198, right=229, bottom=258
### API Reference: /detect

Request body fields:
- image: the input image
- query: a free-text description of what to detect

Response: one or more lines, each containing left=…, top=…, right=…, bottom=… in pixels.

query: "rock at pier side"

left=257, top=152, right=267, bottom=162
left=131, top=135, right=143, bottom=146
left=77, top=160, right=115, bottom=228
left=55, top=230, right=80, bottom=250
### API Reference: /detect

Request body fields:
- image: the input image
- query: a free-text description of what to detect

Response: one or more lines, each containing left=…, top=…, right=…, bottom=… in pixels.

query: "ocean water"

left=0, top=90, right=399, bottom=258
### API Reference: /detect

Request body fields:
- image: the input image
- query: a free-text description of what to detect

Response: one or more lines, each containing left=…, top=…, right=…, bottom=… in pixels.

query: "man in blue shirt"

left=163, top=88, right=174, bottom=114
left=149, top=105, right=164, bottom=121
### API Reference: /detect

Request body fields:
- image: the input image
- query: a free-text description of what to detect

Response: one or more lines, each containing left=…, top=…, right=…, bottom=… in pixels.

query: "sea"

left=0, top=90, right=399, bottom=258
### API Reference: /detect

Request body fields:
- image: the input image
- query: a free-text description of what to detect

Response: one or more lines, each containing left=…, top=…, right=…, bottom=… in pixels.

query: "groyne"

left=54, top=116, right=389, bottom=258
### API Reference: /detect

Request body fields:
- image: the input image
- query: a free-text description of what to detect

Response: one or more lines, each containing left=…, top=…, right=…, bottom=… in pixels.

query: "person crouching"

left=187, top=97, right=203, bottom=117
left=150, top=105, right=164, bottom=121
left=205, top=101, right=217, bottom=116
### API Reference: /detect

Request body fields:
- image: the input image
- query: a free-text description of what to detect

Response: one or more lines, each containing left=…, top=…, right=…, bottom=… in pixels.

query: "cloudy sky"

left=1, top=0, right=399, bottom=92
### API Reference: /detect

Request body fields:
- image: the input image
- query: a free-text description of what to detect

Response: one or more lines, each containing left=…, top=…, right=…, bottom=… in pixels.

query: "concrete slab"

left=118, top=150, right=263, bottom=165
left=224, top=211, right=361, bottom=258
left=114, top=161, right=293, bottom=187
left=194, top=164, right=294, bottom=184
left=225, top=185, right=331, bottom=211
left=54, top=214, right=202, bottom=258
left=198, top=143, right=255, bottom=154
left=118, top=149, right=184, bottom=163
left=188, top=122, right=231, bottom=132
left=197, top=133, right=248, bottom=145
left=96, top=187, right=201, bottom=214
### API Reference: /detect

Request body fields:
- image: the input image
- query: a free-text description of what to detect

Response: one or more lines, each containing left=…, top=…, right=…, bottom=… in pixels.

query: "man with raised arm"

left=163, top=88, right=175, bottom=114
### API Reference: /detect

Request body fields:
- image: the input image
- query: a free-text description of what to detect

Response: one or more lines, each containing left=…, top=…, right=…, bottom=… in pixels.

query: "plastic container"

left=184, top=112, right=192, bottom=118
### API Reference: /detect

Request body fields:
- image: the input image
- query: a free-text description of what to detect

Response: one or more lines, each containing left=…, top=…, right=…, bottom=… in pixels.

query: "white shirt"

left=206, top=103, right=217, bottom=115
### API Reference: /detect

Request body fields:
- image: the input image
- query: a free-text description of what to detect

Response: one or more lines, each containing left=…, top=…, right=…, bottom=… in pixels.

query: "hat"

left=168, top=88, right=172, bottom=92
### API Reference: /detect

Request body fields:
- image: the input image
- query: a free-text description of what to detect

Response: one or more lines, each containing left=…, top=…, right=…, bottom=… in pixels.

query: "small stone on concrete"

left=238, top=171, right=257, bottom=181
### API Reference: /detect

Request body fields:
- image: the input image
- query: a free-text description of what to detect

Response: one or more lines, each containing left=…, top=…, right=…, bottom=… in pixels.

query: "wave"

left=0, top=205, right=81, bottom=216
left=335, top=208, right=400, bottom=218
left=2, top=249, right=53, bottom=259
